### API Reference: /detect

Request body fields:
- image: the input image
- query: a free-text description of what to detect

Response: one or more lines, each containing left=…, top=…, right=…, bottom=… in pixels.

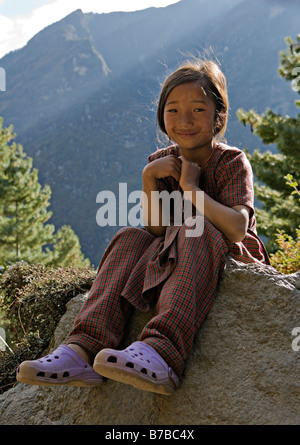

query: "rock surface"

left=1, top=258, right=300, bottom=425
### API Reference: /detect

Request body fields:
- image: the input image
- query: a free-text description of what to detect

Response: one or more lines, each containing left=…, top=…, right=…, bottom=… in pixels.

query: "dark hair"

left=157, top=59, right=229, bottom=141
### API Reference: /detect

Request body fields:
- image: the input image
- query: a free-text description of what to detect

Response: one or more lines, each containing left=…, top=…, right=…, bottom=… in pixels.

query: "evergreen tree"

left=237, top=35, right=300, bottom=252
left=0, top=120, right=54, bottom=263
left=44, top=225, right=90, bottom=268
left=0, top=119, right=90, bottom=267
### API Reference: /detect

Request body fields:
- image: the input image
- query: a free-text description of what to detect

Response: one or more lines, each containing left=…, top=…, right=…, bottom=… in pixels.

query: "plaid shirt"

left=68, top=143, right=269, bottom=376
left=148, top=143, right=269, bottom=264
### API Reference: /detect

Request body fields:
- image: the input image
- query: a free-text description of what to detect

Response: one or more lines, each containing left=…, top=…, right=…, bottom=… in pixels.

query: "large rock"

left=1, top=258, right=300, bottom=425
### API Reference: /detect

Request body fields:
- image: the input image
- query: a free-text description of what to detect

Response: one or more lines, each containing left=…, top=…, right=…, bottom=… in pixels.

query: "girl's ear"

left=214, top=109, right=226, bottom=133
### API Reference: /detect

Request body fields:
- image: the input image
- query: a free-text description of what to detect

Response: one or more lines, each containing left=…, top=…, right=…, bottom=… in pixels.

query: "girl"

left=17, top=59, right=269, bottom=395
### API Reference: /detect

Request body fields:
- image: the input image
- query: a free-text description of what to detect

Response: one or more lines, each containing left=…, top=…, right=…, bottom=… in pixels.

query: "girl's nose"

left=179, top=111, right=193, bottom=126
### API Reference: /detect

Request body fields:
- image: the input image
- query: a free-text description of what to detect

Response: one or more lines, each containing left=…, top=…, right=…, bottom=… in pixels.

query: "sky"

left=0, top=0, right=181, bottom=58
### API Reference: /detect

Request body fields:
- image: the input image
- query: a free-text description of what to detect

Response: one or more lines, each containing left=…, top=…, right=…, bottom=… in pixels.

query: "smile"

left=177, top=132, right=198, bottom=138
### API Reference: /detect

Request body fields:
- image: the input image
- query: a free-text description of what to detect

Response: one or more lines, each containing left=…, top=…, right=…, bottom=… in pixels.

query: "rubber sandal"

left=16, top=344, right=103, bottom=387
left=93, top=341, right=179, bottom=395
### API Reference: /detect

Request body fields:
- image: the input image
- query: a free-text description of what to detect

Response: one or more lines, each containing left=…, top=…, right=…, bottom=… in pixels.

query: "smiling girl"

left=17, top=59, right=269, bottom=395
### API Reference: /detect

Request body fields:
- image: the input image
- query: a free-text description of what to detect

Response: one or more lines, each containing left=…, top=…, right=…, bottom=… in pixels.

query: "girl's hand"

left=178, top=156, right=201, bottom=190
left=143, top=155, right=182, bottom=182
left=142, top=155, right=182, bottom=236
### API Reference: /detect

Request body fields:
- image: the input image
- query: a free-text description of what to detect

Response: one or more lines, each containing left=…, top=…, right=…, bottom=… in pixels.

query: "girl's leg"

left=140, top=219, right=229, bottom=376
left=93, top=220, right=228, bottom=394
left=67, top=227, right=157, bottom=355
left=17, top=227, right=158, bottom=387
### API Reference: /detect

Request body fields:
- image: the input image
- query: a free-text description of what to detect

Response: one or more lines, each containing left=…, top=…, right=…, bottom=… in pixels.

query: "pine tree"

left=0, top=119, right=90, bottom=267
left=44, top=225, right=90, bottom=268
left=237, top=35, right=300, bottom=252
left=0, top=120, right=54, bottom=263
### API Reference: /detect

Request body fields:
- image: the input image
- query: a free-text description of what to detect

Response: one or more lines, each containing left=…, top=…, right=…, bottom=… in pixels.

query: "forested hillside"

left=0, top=0, right=298, bottom=265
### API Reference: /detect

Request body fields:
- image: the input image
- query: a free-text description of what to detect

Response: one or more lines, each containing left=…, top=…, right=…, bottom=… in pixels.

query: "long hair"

left=156, top=59, right=229, bottom=142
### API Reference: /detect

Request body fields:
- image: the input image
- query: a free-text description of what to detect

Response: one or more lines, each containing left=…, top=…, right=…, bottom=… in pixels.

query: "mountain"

left=0, top=0, right=299, bottom=266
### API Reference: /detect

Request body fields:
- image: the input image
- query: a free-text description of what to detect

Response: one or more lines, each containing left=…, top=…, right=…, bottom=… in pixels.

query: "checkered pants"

left=67, top=220, right=228, bottom=376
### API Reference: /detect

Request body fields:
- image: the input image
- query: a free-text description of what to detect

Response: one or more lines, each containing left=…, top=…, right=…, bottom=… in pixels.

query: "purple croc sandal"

left=17, top=344, right=103, bottom=387
left=93, top=341, right=179, bottom=395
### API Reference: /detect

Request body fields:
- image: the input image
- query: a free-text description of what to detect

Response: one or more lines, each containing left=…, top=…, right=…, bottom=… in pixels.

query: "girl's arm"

left=179, top=156, right=250, bottom=243
left=142, top=155, right=181, bottom=237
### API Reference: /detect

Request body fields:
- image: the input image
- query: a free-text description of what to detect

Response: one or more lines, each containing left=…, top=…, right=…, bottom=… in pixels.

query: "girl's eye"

left=194, top=108, right=204, bottom=112
left=166, top=109, right=177, bottom=113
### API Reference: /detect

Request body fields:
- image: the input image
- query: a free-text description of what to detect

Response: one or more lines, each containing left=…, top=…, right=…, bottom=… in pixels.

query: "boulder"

left=1, top=258, right=300, bottom=425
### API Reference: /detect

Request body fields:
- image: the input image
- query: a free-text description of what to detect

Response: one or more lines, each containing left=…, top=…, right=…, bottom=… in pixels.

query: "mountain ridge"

left=0, top=0, right=299, bottom=266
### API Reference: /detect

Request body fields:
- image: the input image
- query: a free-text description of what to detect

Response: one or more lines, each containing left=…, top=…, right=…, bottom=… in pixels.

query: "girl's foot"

left=67, top=343, right=94, bottom=366
left=93, top=341, right=179, bottom=395
left=16, top=344, right=103, bottom=387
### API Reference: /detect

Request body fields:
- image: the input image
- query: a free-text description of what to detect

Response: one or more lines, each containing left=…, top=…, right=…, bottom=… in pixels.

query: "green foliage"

left=0, top=121, right=93, bottom=393
left=237, top=36, right=300, bottom=256
left=0, top=261, right=96, bottom=393
left=270, top=228, right=300, bottom=274
left=269, top=174, right=300, bottom=273
left=0, top=118, right=90, bottom=268
left=0, top=120, right=54, bottom=263
left=44, top=225, right=91, bottom=268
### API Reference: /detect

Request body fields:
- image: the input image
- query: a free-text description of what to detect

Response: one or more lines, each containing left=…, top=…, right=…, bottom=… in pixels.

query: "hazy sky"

left=0, top=0, right=180, bottom=58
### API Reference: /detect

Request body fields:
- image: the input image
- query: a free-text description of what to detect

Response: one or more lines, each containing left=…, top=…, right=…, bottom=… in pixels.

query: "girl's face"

left=163, top=81, right=217, bottom=157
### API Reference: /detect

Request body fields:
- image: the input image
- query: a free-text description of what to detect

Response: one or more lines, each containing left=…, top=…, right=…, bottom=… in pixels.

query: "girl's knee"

left=116, top=226, right=154, bottom=240
left=177, top=218, right=228, bottom=258
left=181, top=217, right=225, bottom=243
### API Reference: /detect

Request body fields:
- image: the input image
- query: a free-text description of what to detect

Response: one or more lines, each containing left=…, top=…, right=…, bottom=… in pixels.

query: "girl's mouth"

left=177, top=132, right=198, bottom=138
left=177, top=131, right=197, bottom=138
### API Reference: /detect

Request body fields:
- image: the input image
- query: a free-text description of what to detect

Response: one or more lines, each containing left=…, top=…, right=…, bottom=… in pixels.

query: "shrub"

left=0, top=262, right=96, bottom=394
left=270, top=174, right=300, bottom=274
left=270, top=228, right=300, bottom=274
